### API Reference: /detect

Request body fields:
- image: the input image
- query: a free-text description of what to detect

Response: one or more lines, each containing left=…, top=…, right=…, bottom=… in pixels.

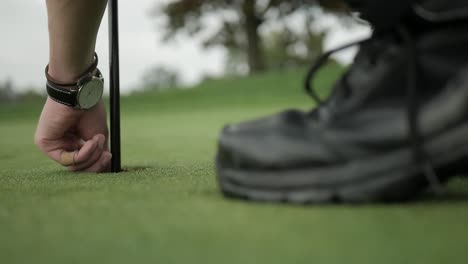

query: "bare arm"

left=35, top=0, right=111, bottom=173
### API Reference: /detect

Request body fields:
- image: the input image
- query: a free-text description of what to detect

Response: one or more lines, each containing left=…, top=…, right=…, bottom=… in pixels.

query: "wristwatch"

left=45, top=52, right=104, bottom=110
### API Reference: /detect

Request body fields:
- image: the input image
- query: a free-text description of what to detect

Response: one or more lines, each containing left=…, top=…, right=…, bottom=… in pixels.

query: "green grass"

left=1, top=67, right=468, bottom=264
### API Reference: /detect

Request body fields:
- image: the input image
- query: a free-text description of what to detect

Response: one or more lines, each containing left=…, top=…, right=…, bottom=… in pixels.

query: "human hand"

left=35, top=97, right=111, bottom=173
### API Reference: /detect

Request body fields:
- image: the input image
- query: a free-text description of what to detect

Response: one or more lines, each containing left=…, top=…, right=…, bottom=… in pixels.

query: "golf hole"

left=118, top=166, right=151, bottom=173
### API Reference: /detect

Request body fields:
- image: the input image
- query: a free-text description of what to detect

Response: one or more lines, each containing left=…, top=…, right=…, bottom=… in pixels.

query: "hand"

left=35, top=97, right=111, bottom=173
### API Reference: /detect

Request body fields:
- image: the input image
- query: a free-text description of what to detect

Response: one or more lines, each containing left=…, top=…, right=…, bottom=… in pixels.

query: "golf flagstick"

left=109, top=0, right=121, bottom=172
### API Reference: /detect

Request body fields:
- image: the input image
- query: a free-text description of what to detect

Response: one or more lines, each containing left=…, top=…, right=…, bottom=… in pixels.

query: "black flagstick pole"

left=109, top=0, right=121, bottom=172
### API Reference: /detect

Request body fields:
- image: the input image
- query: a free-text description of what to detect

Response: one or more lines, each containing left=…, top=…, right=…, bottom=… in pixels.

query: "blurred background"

left=3, top=3, right=468, bottom=264
left=0, top=0, right=369, bottom=101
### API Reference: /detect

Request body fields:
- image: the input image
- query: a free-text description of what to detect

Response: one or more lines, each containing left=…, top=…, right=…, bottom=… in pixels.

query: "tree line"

left=153, top=0, right=350, bottom=75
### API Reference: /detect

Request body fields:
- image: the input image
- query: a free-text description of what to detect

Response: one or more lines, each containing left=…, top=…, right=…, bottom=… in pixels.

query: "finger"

left=69, top=145, right=104, bottom=172
left=82, top=151, right=112, bottom=173
left=59, top=139, right=97, bottom=167
left=73, top=134, right=105, bottom=165
left=47, top=134, right=98, bottom=166
left=78, top=138, right=86, bottom=149
left=60, top=150, right=78, bottom=166
left=69, top=135, right=106, bottom=171
left=36, top=134, right=82, bottom=164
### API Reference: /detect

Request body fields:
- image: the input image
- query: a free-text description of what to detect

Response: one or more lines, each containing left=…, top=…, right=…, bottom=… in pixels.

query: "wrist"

left=46, top=68, right=81, bottom=86
left=46, top=97, right=83, bottom=114
left=47, top=54, right=96, bottom=85
left=45, top=52, right=104, bottom=110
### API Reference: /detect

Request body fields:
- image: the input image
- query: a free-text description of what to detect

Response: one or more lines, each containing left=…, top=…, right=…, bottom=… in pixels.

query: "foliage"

left=141, top=65, right=181, bottom=91
left=0, top=78, right=44, bottom=104
left=0, top=78, right=17, bottom=103
left=153, top=0, right=351, bottom=74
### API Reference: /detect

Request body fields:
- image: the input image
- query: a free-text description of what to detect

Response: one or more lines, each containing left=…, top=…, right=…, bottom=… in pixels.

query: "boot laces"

left=304, top=26, right=443, bottom=193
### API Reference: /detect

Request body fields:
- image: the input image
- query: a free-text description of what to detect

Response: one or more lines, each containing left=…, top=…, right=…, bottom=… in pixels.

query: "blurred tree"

left=0, top=78, right=17, bottom=103
left=142, top=65, right=181, bottom=91
left=263, top=11, right=327, bottom=71
left=154, top=0, right=350, bottom=74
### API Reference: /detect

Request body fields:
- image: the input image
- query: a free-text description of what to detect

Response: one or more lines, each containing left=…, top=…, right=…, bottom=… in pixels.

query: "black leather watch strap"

left=46, top=82, right=78, bottom=107
left=45, top=52, right=99, bottom=108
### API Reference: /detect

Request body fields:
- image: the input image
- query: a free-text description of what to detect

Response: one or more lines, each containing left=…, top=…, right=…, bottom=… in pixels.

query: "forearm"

left=46, top=0, right=108, bottom=83
left=35, top=0, right=111, bottom=173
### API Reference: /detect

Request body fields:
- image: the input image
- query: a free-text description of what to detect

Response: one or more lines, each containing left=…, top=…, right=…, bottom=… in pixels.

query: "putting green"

left=1, top=68, right=467, bottom=264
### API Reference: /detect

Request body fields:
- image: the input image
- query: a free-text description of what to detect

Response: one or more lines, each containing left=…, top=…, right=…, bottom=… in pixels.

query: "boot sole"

left=216, top=123, right=468, bottom=204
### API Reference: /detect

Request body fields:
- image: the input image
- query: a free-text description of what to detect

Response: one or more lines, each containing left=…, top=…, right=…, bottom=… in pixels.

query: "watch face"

left=77, top=77, right=104, bottom=109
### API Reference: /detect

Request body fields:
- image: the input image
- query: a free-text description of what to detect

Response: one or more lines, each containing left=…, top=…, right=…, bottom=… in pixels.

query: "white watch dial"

left=77, top=77, right=104, bottom=109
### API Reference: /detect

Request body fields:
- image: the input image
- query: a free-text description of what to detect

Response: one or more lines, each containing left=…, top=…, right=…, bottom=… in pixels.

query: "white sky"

left=0, top=0, right=370, bottom=94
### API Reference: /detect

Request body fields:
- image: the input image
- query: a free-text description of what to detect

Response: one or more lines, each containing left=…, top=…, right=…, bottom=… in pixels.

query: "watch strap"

left=45, top=52, right=99, bottom=108
left=46, top=82, right=78, bottom=107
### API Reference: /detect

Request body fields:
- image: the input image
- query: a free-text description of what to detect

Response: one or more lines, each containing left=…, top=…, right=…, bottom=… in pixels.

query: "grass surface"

left=1, top=68, right=468, bottom=264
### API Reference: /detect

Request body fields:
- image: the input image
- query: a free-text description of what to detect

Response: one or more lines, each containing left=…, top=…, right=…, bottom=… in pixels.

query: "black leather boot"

left=215, top=1, right=468, bottom=203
